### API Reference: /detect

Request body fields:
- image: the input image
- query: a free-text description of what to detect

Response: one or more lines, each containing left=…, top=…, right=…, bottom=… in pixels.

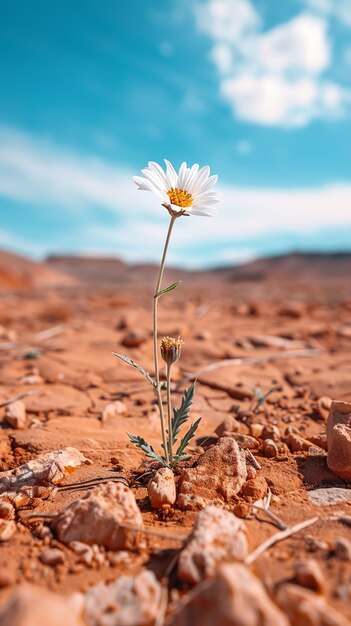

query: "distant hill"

left=0, top=250, right=76, bottom=290
left=212, top=252, right=351, bottom=282
left=1, top=249, right=350, bottom=290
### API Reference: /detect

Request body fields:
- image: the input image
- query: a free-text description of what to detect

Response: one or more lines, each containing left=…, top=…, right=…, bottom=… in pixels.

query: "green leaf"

left=174, top=417, right=201, bottom=461
left=127, top=433, right=166, bottom=466
left=172, top=383, right=195, bottom=444
left=113, top=353, right=156, bottom=387
left=154, top=281, right=182, bottom=298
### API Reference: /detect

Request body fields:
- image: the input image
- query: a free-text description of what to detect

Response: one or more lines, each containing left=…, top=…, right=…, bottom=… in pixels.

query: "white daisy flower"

left=133, top=160, right=220, bottom=216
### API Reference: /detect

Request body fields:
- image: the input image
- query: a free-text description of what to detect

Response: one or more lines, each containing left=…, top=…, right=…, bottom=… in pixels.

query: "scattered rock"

left=293, top=559, right=326, bottom=594
left=39, top=548, right=66, bottom=566
left=275, top=583, right=350, bottom=626
left=214, top=415, right=243, bottom=437
left=53, top=481, right=144, bottom=550
left=316, top=396, right=333, bottom=421
left=230, top=433, right=260, bottom=450
left=263, top=438, right=279, bottom=458
left=4, top=401, right=27, bottom=430
left=0, top=584, right=83, bottom=626
left=334, top=537, right=351, bottom=561
left=284, top=428, right=311, bottom=453
left=178, top=506, right=248, bottom=585
left=308, top=488, right=351, bottom=507
left=307, top=434, right=328, bottom=451
left=261, top=424, right=281, bottom=441
left=249, top=423, right=265, bottom=439
left=19, top=374, right=44, bottom=385
left=0, top=447, right=90, bottom=501
left=102, top=400, right=128, bottom=421
left=0, top=569, right=16, bottom=588
left=327, top=401, right=351, bottom=480
left=147, top=468, right=176, bottom=510
left=241, top=476, right=268, bottom=502
left=169, top=563, right=289, bottom=626
left=121, top=330, right=148, bottom=348
left=0, top=520, right=16, bottom=542
left=177, top=438, right=247, bottom=511
left=83, top=569, right=163, bottom=626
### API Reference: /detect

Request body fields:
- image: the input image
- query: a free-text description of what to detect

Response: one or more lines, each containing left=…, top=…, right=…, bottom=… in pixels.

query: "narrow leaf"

left=174, top=417, right=201, bottom=460
left=154, top=281, right=182, bottom=298
left=172, top=383, right=195, bottom=444
left=113, top=353, right=156, bottom=387
left=127, top=433, right=166, bottom=466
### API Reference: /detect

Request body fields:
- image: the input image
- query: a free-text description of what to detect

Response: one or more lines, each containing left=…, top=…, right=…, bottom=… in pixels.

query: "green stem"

left=166, top=362, right=173, bottom=466
left=153, top=214, right=177, bottom=465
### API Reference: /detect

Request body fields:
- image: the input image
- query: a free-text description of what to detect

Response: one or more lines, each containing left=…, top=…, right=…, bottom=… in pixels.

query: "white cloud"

left=195, top=0, right=260, bottom=43
left=303, top=0, right=351, bottom=28
left=0, top=127, right=351, bottom=266
left=194, top=0, right=351, bottom=126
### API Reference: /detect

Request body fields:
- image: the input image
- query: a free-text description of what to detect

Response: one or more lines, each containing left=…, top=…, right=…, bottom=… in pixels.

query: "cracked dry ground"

left=0, top=277, right=351, bottom=623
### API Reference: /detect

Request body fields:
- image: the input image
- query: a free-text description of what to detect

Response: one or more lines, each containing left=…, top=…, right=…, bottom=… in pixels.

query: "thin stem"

left=153, top=214, right=177, bottom=465
left=166, top=362, right=173, bottom=465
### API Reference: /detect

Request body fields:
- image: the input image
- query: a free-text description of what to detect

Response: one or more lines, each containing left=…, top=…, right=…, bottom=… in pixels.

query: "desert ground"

left=0, top=250, right=351, bottom=625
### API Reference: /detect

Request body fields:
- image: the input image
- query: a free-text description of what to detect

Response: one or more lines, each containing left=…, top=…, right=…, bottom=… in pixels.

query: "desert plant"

left=114, top=160, right=220, bottom=467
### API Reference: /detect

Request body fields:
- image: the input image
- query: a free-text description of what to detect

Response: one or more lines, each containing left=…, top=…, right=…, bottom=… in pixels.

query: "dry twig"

left=245, top=516, right=318, bottom=565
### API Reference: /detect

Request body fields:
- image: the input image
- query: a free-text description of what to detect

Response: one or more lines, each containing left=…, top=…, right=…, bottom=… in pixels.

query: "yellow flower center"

left=167, top=187, right=193, bottom=208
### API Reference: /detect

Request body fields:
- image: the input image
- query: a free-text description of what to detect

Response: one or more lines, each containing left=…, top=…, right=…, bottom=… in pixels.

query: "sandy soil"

left=0, top=269, right=351, bottom=619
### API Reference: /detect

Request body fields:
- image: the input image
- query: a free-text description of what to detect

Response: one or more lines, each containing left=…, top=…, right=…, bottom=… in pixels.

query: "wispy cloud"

left=194, top=0, right=351, bottom=127
left=0, top=126, right=351, bottom=266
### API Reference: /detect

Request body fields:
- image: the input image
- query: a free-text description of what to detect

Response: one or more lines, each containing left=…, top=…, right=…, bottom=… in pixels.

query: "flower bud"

left=160, top=336, right=183, bottom=366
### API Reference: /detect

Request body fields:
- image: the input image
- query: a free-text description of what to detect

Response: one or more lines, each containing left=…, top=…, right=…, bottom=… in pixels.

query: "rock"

left=284, top=428, right=311, bottom=453
left=0, top=584, right=83, bottom=626
left=121, top=330, right=148, bottom=348
left=263, top=438, right=279, bottom=458
left=53, top=481, right=144, bottom=550
left=39, top=548, right=66, bottom=566
left=334, top=537, right=351, bottom=561
left=0, top=447, right=90, bottom=496
left=147, top=468, right=176, bottom=510
left=275, top=583, right=350, bottom=626
left=241, top=476, right=268, bottom=502
left=327, top=401, right=351, bottom=480
left=249, top=423, right=265, bottom=439
left=261, top=425, right=281, bottom=441
left=248, top=334, right=306, bottom=349
left=214, top=415, right=243, bottom=437
left=102, top=400, right=128, bottom=421
left=0, top=569, right=16, bottom=587
left=4, top=401, right=27, bottom=430
left=307, top=434, right=327, bottom=451
left=83, top=569, right=163, bottom=626
left=230, top=433, right=259, bottom=450
left=178, top=506, right=248, bottom=585
left=168, top=563, right=289, bottom=626
left=177, top=438, right=247, bottom=511
left=316, top=396, right=333, bottom=421
left=308, top=487, right=351, bottom=506
left=0, top=500, right=15, bottom=519
left=0, top=520, right=16, bottom=542
left=19, top=374, right=43, bottom=385
left=293, top=559, right=326, bottom=594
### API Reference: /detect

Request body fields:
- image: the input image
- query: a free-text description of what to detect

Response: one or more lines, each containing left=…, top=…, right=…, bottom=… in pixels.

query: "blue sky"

left=0, top=0, right=351, bottom=267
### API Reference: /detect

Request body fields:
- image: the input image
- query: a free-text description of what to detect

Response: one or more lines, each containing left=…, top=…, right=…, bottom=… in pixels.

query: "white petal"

left=197, top=174, right=218, bottom=194
left=148, top=161, right=168, bottom=186
left=177, top=162, right=188, bottom=189
left=184, top=164, right=200, bottom=193
left=193, top=191, right=221, bottom=203
left=141, top=168, right=167, bottom=193
left=187, top=206, right=214, bottom=216
left=164, top=159, right=178, bottom=188
left=133, top=176, right=154, bottom=191
left=191, top=166, right=210, bottom=193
